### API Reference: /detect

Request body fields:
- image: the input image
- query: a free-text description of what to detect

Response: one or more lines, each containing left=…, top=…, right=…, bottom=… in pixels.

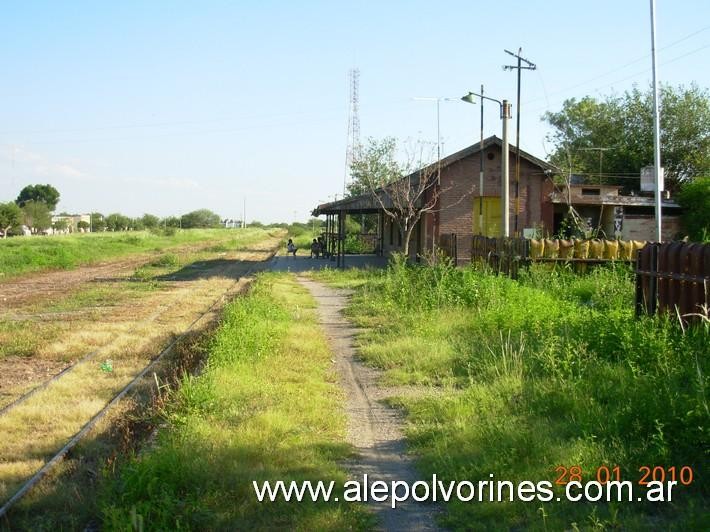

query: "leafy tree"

left=141, top=213, right=160, bottom=229
left=77, top=220, right=90, bottom=231
left=128, top=218, right=143, bottom=231
left=21, top=200, right=52, bottom=232
left=347, top=137, right=399, bottom=197
left=0, top=202, right=22, bottom=237
left=677, top=176, right=710, bottom=241
left=52, top=219, right=69, bottom=232
left=16, top=184, right=61, bottom=210
left=351, top=137, right=441, bottom=259
left=105, top=213, right=130, bottom=231
left=162, top=216, right=182, bottom=228
left=91, top=212, right=106, bottom=232
left=180, top=209, right=221, bottom=228
left=543, top=84, right=710, bottom=190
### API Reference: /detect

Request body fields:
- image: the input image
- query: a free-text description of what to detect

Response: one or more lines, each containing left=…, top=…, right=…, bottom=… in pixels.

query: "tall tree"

left=21, top=200, right=52, bottom=232
left=543, top=84, right=710, bottom=190
left=180, top=209, right=221, bottom=228
left=105, top=213, right=130, bottom=231
left=91, top=212, right=106, bottom=232
left=0, top=202, right=23, bottom=237
left=141, top=213, right=160, bottom=229
left=347, top=137, right=398, bottom=198
left=16, top=184, right=61, bottom=210
left=351, top=137, right=442, bottom=259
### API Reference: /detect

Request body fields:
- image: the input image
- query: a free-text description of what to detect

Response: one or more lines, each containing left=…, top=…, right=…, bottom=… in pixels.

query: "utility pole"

left=503, top=48, right=536, bottom=235
left=650, top=0, right=663, bottom=242
left=461, top=91, right=511, bottom=237
left=413, top=96, right=456, bottom=253
left=501, top=100, right=511, bottom=237
left=479, top=84, right=484, bottom=236
left=579, top=147, right=613, bottom=184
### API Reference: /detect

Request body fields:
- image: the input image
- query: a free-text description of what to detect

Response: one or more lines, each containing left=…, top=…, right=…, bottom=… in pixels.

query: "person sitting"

left=317, top=236, right=327, bottom=258
left=287, top=238, right=297, bottom=257
left=310, top=238, right=320, bottom=259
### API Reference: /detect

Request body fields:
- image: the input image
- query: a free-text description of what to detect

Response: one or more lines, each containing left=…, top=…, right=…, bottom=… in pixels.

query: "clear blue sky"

left=0, top=1, right=708, bottom=223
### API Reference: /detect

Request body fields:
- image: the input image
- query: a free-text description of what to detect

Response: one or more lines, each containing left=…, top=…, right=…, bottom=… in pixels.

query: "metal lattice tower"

left=344, top=68, right=361, bottom=194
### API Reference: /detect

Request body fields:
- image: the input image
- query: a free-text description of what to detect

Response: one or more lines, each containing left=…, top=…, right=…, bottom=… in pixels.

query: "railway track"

left=0, top=248, right=277, bottom=520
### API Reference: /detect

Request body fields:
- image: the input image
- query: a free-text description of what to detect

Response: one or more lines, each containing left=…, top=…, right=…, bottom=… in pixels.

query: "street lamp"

left=461, top=90, right=512, bottom=237
left=412, top=97, right=457, bottom=172
left=413, top=96, right=456, bottom=253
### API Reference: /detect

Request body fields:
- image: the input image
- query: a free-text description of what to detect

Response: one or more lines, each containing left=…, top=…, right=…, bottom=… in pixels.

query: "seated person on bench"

left=287, top=238, right=297, bottom=256
left=310, top=239, right=321, bottom=258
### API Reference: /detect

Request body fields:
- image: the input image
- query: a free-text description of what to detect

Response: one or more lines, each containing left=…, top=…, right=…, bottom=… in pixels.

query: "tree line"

left=0, top=183, right=225, bottom=237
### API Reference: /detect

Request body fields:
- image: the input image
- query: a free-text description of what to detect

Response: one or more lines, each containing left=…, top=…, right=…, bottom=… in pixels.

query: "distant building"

left=51, top=213, right=91, bottom=233
left=221, top=219, right=243, bottom=229
left=549, top=184, right=681, bottom=241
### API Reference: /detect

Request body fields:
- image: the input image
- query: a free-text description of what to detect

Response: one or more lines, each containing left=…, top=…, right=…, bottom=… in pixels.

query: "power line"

left=524, top=42, right=710, bottom=118
left=524, top=25, right=710, bottom=106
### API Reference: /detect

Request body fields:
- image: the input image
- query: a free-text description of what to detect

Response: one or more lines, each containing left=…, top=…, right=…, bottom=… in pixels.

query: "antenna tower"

left=344, top=68, right=361, bottom=195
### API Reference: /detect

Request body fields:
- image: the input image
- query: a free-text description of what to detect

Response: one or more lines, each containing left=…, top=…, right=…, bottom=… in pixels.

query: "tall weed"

left=325, top=258, right=709, bottom=528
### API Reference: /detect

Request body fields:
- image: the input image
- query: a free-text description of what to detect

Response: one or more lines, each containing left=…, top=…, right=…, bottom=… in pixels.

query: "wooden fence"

left=471, top=236, right=530, bottom=278
left=635, top=242, right=710, bottom=324
left=455, top=235, right=641, bottom=277
left=438, top=234, right=710, bottom=323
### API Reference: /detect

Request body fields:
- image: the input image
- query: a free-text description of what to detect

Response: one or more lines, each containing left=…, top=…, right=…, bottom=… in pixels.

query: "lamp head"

left=461, top=92, right=476, bottom=104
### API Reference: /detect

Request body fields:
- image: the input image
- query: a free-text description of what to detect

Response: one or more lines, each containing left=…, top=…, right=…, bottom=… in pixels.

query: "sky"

left=0, top=0, right=708, bottom=223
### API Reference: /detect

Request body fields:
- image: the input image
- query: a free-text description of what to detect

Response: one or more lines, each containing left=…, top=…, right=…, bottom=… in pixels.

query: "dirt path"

left=298, top=278, right=440, bottom=532
left=0, top=239, right=243, bottom=309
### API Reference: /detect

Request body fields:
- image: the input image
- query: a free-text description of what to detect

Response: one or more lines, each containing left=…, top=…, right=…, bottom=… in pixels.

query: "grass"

left=0, top=233, right=282, bottom=517
left=312, top=259, right=709, bottom=530
left=98, top=273, right=371, bottom=530
left=0, top=228, right=272, bottom=280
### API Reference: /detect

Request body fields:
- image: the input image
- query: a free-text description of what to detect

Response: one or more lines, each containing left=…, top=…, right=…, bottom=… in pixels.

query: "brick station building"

left=313, top=135, right=555, bottom=263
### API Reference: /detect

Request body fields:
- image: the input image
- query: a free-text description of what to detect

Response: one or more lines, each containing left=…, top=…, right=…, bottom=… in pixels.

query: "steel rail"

left=0, top=257, right=268, bottom=520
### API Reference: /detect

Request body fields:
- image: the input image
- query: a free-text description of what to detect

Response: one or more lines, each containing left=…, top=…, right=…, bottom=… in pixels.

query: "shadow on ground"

left=270, top=254, right=388, bottom=273
left=154, top=258, right=266, bottom=281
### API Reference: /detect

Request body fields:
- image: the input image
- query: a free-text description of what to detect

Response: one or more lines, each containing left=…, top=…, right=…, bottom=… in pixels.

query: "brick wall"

left=437, top=144, right=551, bottom=238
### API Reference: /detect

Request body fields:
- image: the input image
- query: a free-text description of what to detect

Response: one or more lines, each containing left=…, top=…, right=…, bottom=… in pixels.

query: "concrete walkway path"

left=298, top=277, right=440, bottom=532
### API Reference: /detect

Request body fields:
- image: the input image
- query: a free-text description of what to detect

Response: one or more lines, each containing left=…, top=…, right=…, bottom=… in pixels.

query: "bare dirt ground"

left=0, top=239, right=279, bottom=408
left=0, top=241, right=232, bottom=310
left=0, top=235, right=282, bottom=507
left=298, top=277, right=441, bottom=532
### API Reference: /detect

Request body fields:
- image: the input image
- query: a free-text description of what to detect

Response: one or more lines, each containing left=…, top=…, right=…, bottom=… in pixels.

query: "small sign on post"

left=641, top=166, right=664, bottom=192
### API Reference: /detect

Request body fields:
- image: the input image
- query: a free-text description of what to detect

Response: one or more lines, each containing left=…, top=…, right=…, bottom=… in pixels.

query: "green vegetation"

left=677, top=176, right=710, bottom=241
left=0, top=228, right=271, bottom=279
left=313, top=259, right=709, bottom=529
left=544, top=84, right=710, bottom=189
left=100, top=274, right=370, bottom=530
left=180, top=208, right=222, bottom=228
left=281, top=220, right=324, bottom=251
left=20, top=200, right=52, bottom=232
left=16, top=183, right=60, bottom=210
left=0, top=202, right=22, bottom=237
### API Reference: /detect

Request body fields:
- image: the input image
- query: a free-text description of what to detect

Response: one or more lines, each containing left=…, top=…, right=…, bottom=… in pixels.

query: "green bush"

left=677, top=176, right=710, bottom=241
